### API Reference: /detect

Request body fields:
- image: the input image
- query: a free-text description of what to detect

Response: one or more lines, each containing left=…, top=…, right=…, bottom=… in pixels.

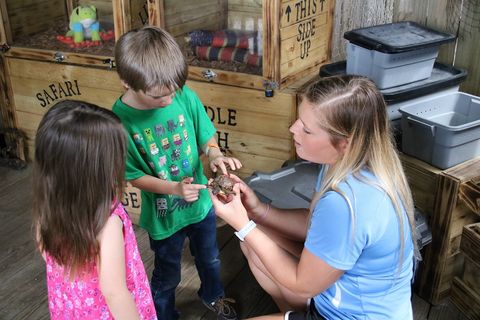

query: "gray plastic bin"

left=346, top=42, right=438, bottom=89
left=400, top=92, right=480, bottom=169
left=344, top=21, right=455, bottom=89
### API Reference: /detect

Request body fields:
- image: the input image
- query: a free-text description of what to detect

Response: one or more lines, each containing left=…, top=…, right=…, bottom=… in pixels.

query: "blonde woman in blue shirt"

left=210, top=75, right=420, bottom=320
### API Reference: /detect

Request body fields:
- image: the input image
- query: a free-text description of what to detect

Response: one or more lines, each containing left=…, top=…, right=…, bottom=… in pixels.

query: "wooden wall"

left=2, top=0, right=66, bottom=41
left=330, top=0, right=480, bottom=96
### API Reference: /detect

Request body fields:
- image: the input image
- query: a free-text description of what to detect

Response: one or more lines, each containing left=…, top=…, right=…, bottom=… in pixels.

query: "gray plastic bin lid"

left=319, top=61, right=467, bottom=104
left=344, top=21, right=455, bottom=53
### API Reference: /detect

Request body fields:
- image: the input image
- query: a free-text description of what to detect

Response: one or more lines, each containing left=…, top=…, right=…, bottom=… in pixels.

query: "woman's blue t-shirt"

left=306, top=169, right=414, bottom=319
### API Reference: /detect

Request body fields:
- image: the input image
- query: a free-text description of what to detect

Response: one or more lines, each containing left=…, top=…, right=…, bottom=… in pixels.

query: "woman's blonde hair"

left=303, top=75, right=419, bottom=262
left=115, top=26, right=188, bottom=92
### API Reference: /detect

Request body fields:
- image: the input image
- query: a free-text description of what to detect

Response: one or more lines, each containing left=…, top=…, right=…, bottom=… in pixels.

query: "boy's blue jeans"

left=149, top=207, right=224, bottom=320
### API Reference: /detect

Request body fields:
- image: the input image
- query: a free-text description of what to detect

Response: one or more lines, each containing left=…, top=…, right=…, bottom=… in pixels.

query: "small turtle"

left=209, top=174, right=236, bottom=196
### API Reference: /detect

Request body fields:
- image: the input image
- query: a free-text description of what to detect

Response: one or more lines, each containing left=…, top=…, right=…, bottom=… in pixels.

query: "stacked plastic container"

left=320, top=21, right=480, bottom=169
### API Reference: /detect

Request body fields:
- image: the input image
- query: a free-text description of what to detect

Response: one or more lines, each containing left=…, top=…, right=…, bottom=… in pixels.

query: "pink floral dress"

left=45, top=203, right=157, bottom=320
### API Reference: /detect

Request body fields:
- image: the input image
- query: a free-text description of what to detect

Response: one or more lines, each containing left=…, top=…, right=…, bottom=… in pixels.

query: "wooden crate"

left=3, top=57, right=300, bottom=221
left=5, top=58, right=296, bottom=173
left=157, top=0, right=334, bottom=90
left=401, top=154, right=480, bottom=305
left=451, top=223, right=480, bottom=319
left=0, top=0, right=334, bottom=91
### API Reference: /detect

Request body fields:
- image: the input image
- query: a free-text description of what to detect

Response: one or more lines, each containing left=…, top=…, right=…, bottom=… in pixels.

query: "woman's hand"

left=209, top=184, right=250, bottom=231
left=227, top=175, right=269, bottom=222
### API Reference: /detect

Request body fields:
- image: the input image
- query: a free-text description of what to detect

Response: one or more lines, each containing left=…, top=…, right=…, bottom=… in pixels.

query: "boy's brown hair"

left=115, top=26, right=188, bottom=92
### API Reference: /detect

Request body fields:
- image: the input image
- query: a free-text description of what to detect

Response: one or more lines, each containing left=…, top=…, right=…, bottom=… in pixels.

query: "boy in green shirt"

left=113, top=26, right=242, bottom=320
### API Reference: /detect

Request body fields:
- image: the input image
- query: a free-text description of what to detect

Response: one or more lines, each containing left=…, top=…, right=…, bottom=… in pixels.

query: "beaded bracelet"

left=205, top=144, right=220, bottom=157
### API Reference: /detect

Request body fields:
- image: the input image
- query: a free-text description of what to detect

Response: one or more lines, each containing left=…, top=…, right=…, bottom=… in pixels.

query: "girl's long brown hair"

left=33, top=100, right=127, bottom=274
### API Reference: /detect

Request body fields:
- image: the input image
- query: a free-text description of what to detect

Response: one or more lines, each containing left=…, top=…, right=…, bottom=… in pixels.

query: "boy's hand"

left=209, top=155, right=242, bottom=175
left=176, top=177, right=206, bottom=202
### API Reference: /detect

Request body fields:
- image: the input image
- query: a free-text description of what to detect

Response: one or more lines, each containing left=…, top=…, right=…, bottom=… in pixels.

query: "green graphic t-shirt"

left=113, top=85, right=216, bottom=240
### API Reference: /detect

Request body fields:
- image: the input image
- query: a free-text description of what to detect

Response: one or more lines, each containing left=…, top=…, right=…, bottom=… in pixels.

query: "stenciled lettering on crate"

left=36, top=80, right=82, bottom=108
left=122, top=182, right=142, bottom=225
left=7, top=59, right=123, bottom=159
left=279, top=0, right=330, bottom=80
left=190, top=79, right=296, bottom=178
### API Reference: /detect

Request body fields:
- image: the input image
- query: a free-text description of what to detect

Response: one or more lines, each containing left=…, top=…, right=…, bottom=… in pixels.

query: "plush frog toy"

left=67, top=5, right=101, bottom=43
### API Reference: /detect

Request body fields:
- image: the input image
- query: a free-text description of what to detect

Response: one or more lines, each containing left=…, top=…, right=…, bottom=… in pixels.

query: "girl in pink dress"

left=33, top=100, right=157, bottom=320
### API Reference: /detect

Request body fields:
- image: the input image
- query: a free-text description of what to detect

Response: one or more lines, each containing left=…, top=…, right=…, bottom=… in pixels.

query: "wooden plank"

left=392, top=0, right=429, bottom=24
left=401, top=153, right=442, bottom=216
left=415, top=158, right=480, bottom=304
left=167, top=12, right=224, bottom=38
left=176, top=233, right=247, bottom=319
left=460, top=223, right=480, bottom=269
left=228, top=0, right=262, bottom=13
left=454, top=0, right=480, bottom=96
left=226, top=266, right=279, bottom=318
left=8, top=58, right=122, bottom=89
left=187, top=66, right=265, bottom=90
left=7, top=58, right=123, bottom=159
left=280, top=10, right=327, bottom=40
left=451, top=277, right=480, bottom=320
left=148, top=0, right=163, bottom=28
left=227, top=11, right=262, bottom=32
left=279, top=0, right=332, bottom=87
left=188, top=80, right=295, bottom=118
left=462, top=257, right=480, bottom=297
left=280, top=0, right=329, bottom=28
left=6, top=0, right=66, bottom=39
left=459, top=180, right=480, bottom=217
left=0, top=0, right=12, bottom=43
left=280, top=22, right=329, bottom=64
left=5, top=47, right=115, bottom=67
left=129, top=0, right=148, bottom=29
left=330, top=0, right=394, bottom=62
left=263, top=0, right=281, bottom=84
left=280, top=44, right=328, bottom=78
left=164, top=0, right=223, bottom=30
left=424, top=0, right=459, bottom=67
left=113, top=0, right=126, bottom=38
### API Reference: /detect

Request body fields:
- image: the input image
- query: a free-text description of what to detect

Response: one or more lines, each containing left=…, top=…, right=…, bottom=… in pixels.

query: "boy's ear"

left=120, top=80, right=130, bottom=89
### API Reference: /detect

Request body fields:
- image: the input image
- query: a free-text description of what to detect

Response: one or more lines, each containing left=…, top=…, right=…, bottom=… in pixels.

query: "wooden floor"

left=0, top=165, right=468, bottom=320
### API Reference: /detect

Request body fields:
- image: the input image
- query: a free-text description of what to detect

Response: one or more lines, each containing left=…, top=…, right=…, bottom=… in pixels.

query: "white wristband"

left=234, top=220, right=257, bottom=242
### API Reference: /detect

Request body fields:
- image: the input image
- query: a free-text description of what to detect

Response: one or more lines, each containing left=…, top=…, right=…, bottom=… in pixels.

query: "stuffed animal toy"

left=67, top=5, right=101, bottom=43
left=57, top=5, right=114, bottom=48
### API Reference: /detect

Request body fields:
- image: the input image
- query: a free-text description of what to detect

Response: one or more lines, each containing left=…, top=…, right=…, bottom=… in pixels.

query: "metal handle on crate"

left=103, top=58, right=115, bottom=69
left=53, top=52, right=66, bottom=63
left=202, top=69, right=217, bottom=81
left=407, top=116, right=436, bottom=136
left=0, top=43, right=10, bottom=53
